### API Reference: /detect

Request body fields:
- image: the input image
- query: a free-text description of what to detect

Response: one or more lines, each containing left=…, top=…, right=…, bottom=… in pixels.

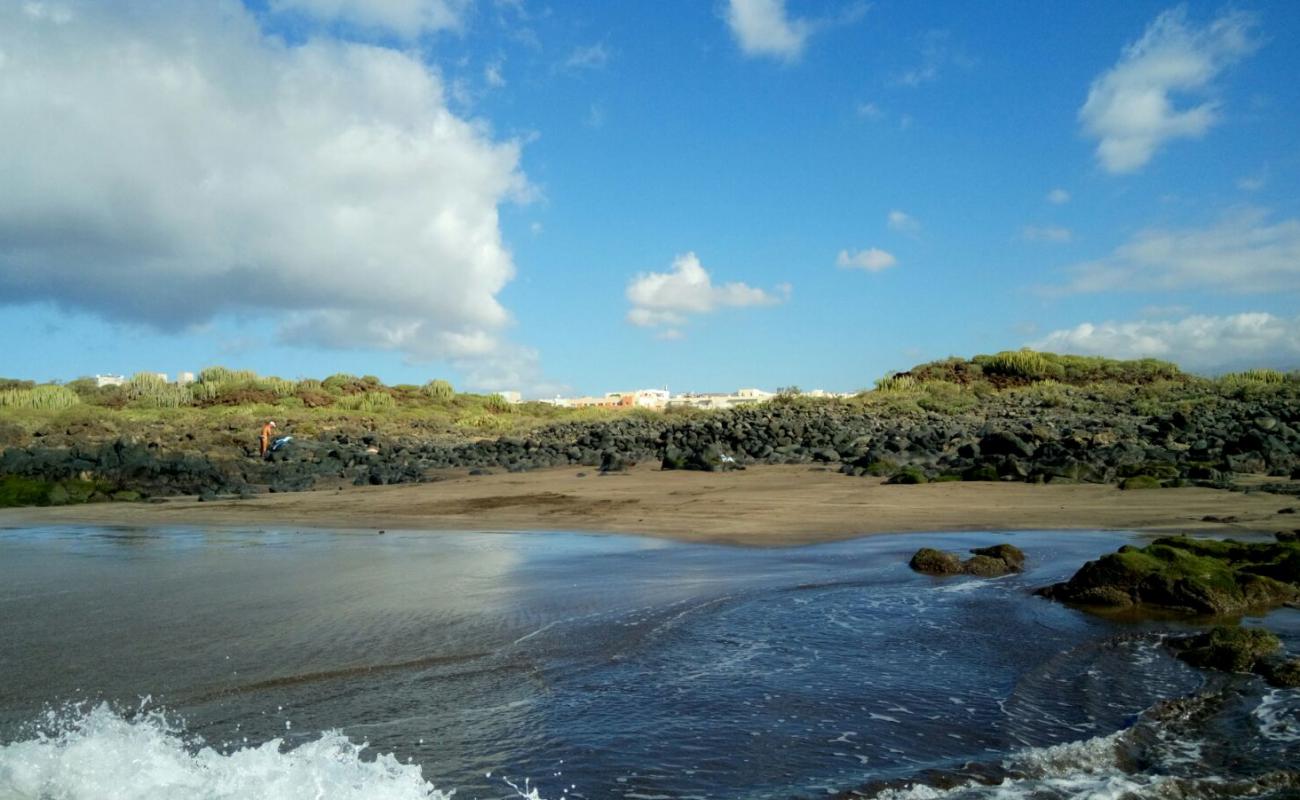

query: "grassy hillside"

left=1, top=352, right=1296, bottom=451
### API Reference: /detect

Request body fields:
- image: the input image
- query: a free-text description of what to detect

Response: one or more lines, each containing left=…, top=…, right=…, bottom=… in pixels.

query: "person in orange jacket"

left=259, top=420, right=277, bottom=458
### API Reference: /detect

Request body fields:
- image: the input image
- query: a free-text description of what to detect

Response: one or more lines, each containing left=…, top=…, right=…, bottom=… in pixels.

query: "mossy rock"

left=1037, top=535, right=1300, bottom=616
left=1119, top=461, right=1180, bottom=479
left=911, top=542, right=1024, bottom=577
left=864, top=459, right=898, bottom=477
left=1259, top=658, right=1300, bottom=688
left=1119, top=475, right=1162, bottom=490
left=962, top=464, right=1000, bottom=482
left=909, top=548, right=963, bottom=575
left=886, top=467, right=928, bottom=485
left=963, top=554, right=1014, bottom=577
left=971, top=543, right=1026, bottom=571
left=1169, top=625, right=1280, bottom=673
left=111, top=490, right=142, bottom=502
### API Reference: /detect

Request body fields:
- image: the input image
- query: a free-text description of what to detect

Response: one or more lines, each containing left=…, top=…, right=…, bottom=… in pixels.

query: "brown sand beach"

left=3, top=464, right=1296, bottom=546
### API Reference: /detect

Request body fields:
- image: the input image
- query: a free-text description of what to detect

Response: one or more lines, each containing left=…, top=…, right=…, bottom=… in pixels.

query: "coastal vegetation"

left=0, top=350, right=1297, bottom=505
left=1, top=350, right=1294, bottom=449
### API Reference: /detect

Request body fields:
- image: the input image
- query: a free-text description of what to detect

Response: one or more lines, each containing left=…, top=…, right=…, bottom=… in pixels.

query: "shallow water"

left=0, top=526, right=1296, bottom=799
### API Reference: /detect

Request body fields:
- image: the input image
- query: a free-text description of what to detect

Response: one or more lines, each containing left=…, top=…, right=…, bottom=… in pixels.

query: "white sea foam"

left=0, top=704, right=453, bottom=800
left=868, top=731, right=1198, bottom=799
left=1253, top=688, right=1300, bottom=743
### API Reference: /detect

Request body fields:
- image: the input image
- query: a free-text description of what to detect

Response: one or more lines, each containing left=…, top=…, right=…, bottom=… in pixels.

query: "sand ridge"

left=3, top=464, right=1297, bottom=546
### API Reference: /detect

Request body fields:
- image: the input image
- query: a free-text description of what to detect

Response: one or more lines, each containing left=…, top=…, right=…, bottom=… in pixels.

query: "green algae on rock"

left=1167, top=625, right=1300, bottom=688
left=1036, top=534, right=1300, bottom=616
left=909, top=543, right=1026, bottom=577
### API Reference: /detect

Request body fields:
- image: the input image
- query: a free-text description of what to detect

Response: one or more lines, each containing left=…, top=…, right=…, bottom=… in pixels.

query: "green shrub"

left=198, top=366, right=257, bottom=385
left=0, top=384, right=82, bottom=411
left=423, top=379, right=455, bottom=400
left=125, top=373, right=192, bottom=408
left=336, top=391, right=395, bottom=412
left=322, top=373, right=361, bottom=394
left=1120, top=475, right=1162, bottom=490
left=484, top=393, right=514, bottom=414
left=874, top=373, right=918, bottom=392
left=974, top=350, right=1065, bottom=382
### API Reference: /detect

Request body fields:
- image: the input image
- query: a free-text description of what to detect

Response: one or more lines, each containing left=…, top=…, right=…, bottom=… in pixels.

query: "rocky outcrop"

left=909, top=543, right=1026, bottom=577
left=1036, top=535, right=1300, bottom=616
left=1167, top=625, right=1300, bottom=688
left=2, top=389, right=1298, bottom=502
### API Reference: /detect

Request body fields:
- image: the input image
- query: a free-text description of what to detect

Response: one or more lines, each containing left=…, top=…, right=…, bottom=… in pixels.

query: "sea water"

left=0, top=526, right=1296, bottom=799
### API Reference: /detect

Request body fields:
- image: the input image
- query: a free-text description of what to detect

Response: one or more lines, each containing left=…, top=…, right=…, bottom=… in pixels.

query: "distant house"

left=177, top=371, right=196, bottom=385
left=94, top=374, right=126, bottom=388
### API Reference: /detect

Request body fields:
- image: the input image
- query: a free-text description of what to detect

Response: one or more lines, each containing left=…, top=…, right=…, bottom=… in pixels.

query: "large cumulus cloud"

left=0, top=0, right=529, bottom=366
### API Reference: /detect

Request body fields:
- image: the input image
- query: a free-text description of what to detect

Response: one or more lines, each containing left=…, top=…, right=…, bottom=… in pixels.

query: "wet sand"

left=3, top=465, right=1296, bottom=545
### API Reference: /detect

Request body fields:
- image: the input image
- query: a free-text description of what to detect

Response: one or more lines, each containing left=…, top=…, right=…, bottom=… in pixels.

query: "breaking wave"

left=0, top=703, right=456, bottom=800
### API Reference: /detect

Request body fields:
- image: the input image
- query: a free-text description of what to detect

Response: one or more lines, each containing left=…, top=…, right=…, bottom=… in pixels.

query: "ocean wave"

left=0, top=703, right=453, bottom=800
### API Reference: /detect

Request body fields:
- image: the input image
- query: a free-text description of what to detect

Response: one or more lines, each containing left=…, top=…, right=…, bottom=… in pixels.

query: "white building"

left=176, top=371, right=196, bottom=385
left=497, top=391, right=522, bottom=405
left=94, top=374, right=125, bottom=388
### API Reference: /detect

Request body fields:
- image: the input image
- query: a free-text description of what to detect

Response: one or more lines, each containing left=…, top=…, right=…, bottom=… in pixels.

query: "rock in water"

left=909, top=543, right=1025, bottom=577
left=1166, top=625, right=1300, bottom=687
left=1036, top=536, right=1300, bottom=616
left=909, top=548, right=963, bottom=575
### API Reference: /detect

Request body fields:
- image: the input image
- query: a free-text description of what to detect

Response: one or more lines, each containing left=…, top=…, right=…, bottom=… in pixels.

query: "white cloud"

left=626, top=252, right=785, bottom=333
left=0, top=0, right=533, bottom=380
left=563, top=42, right=610, bottom=71
left=1079, top=7, right=1258, bottom=173
left=1047, top=188, right=1071, bottom=205
left=1021, top=225, right=1073, bottom=243
left=887, top=210, right=920, bottom=234
left=893, top=30, right=972, bottom=87
left=1049, top=210, right=1300, bottom=295
left=856, top=102, right=884, bottom=120
left=836, top=248, right=896, bottom=272
left=1031, top=312, right=1300, bottom=372
left=1237, top=173, right=1266, bottom=192
left=725, top=0, right=811, bottom=61
left=271, top=0, right=471, bottom=38
left=484, top=59, right=505, bottom=88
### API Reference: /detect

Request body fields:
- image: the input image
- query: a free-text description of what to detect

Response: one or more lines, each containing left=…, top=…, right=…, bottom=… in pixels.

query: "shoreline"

left=2, top=464, right=1296, bottom=546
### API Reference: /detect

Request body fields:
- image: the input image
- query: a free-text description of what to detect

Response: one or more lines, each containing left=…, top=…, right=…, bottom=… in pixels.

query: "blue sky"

left=1, top=0, right=1298, bottom=395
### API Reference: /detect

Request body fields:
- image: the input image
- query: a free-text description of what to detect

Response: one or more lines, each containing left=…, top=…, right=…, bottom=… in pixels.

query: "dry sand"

left=3, top=464, right=1297, bottom=546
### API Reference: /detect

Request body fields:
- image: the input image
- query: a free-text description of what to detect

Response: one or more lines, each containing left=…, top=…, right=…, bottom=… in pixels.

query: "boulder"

left=909, top=548, right=963, bottom=575
left=909, top=542, right=1025, bottom=577
left=1169, top=625, right=1279, bottom=672
left=1036, top=536, right=1300, bottom=616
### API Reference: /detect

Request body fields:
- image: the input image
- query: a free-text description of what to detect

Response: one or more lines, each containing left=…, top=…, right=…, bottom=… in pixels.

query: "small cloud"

left=1021, top=225, right=1073, bottom=243
left=857, top=101, right=884, bottom=120
left=270, top=0, right=471, bottom=38
left=584, top=103, right=606, bottom=129
left=484, top=60, right=506, bottom=88
left=563, top=42, right=610, bottom=71
left=836, top=248, right=896, bottom=272
left=1237, top=173, right=1266, bottom=192
left=1047, top=188, right=1071, bottom=205
left=726, top=0, right=809, bottom=62
left=893, top=30, right=973, bottom=87
left=529, top=221, right=543, bottom=236
left=887, top=210, right=920, bottom=234
left=1030, top=312, right=1300, bottom=372
left=626, top=252, right=786, bottom=335
left=1045, top=209, right=1300, bottom=295
left=1079, top=7, right=1259, bottom=173
left=656, top=328, right=685, bottom=341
